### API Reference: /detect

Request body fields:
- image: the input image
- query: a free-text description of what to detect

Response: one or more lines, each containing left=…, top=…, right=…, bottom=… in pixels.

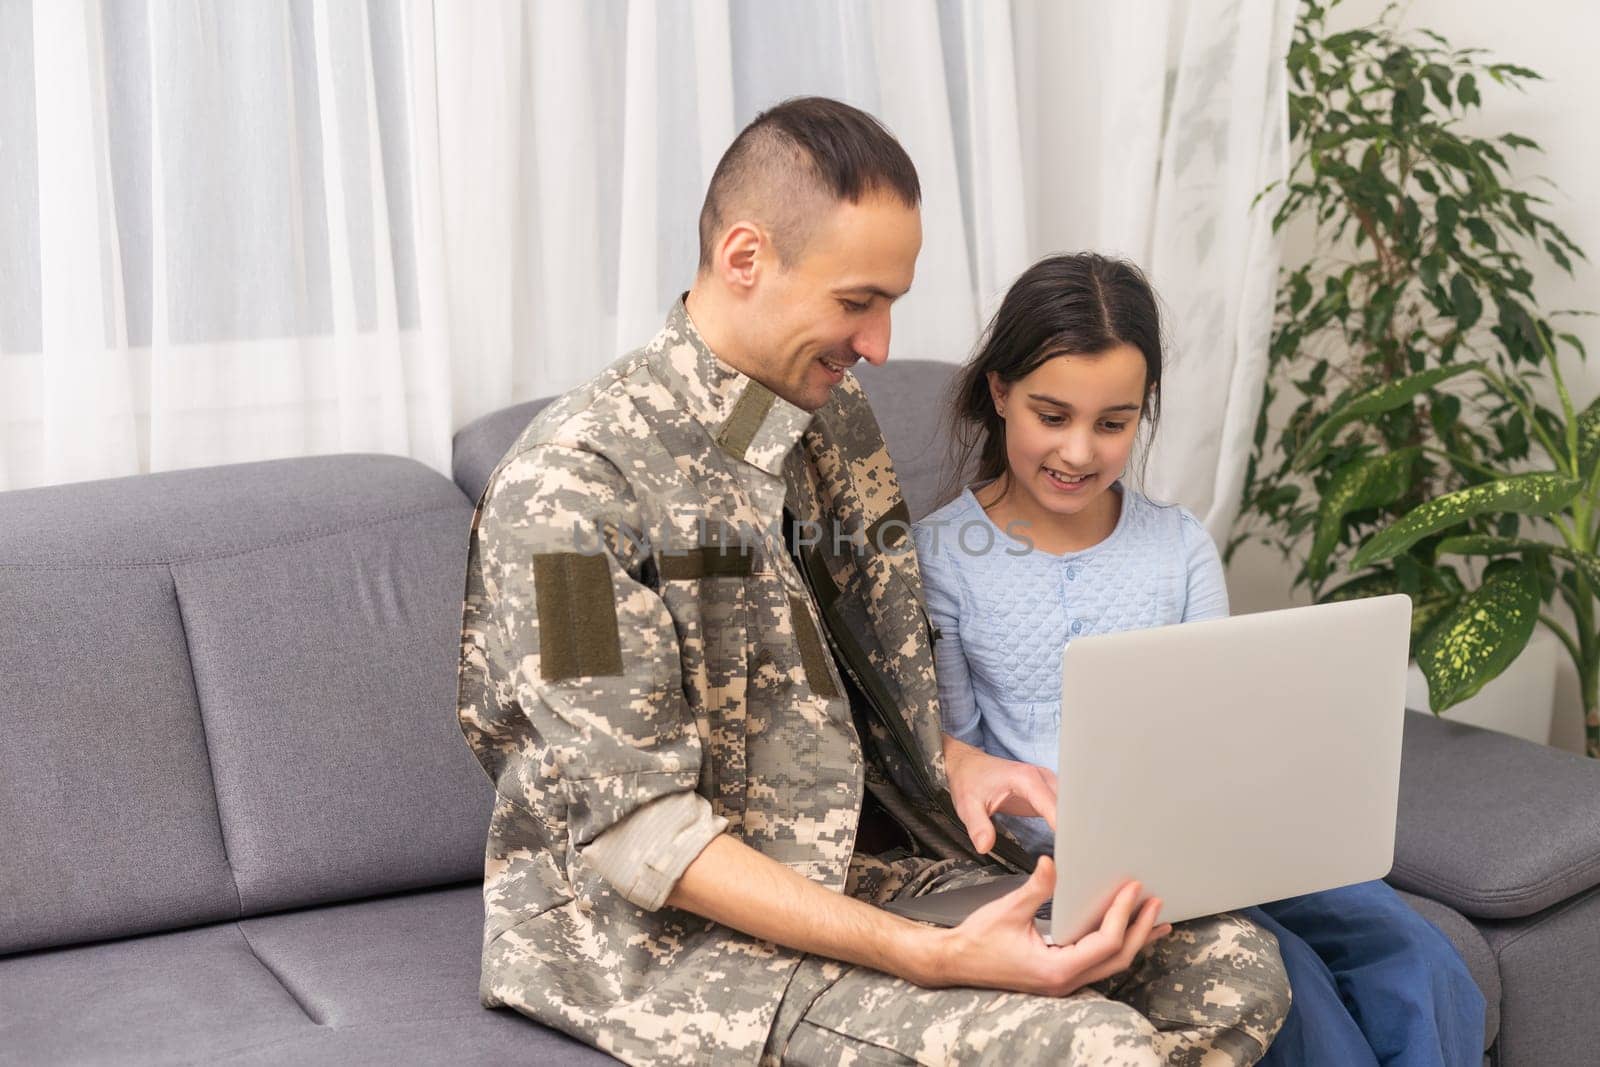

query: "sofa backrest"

left=0, top=454, right=490, bottom=956
left=854, top=360, right=966, bottom=520
left=452, top=398, right=553, bottom=504
left=449, top=360, right=967, bottom=518
left=0, top=359, right=965, bottom=957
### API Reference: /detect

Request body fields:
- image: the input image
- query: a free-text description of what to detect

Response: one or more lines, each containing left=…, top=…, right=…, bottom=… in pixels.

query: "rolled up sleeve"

left=472, top=442, right=725, bottom=911
left=583, top=790, right=727, bottom=910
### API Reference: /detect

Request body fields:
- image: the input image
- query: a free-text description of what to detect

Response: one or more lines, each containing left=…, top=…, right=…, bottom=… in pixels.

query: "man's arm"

left=662, top=707, right=1156, bottom=997
left=667, top=834, right=1169, bottom=996
left=662, top=726, right=1166, bottom=996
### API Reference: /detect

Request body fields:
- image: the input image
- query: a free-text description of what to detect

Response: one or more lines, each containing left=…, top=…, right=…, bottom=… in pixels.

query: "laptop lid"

left=1047, top=594, right=1412, bottom=945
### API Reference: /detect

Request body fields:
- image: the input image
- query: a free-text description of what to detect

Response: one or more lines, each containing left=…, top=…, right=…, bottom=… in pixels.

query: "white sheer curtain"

left=429, top=0, right=1028, bottom=426
left=1, top=0, right=451, bottom=491
left=0, top=0, right=1293, bottom=535
left=1012, top=0, right=1297, bottom=534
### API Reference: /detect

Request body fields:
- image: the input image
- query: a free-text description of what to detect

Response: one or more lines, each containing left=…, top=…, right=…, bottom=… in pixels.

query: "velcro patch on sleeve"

left=532, top=551, right=626, bottom=681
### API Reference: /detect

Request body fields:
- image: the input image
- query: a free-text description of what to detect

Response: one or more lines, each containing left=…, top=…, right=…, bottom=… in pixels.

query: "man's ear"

left=714, top=221, right=763, bottom=292
left=986, top=371, right=1010, bottom=418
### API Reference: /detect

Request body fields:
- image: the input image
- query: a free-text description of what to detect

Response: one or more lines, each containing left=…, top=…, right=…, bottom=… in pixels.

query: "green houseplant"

left=1231, top=0, right=1600, bottom=752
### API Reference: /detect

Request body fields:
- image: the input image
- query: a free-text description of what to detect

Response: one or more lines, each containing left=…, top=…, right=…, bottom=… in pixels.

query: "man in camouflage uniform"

left=456, top=97, right=1291, bottom=1065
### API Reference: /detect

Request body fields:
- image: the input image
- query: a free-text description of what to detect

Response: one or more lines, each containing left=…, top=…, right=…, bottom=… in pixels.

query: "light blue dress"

left=911, top=479, right=1225, bottom=853
left=912, top=480, right=1485, bottom=1066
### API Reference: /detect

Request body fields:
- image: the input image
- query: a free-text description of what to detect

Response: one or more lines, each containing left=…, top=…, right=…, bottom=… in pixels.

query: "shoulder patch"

left=532, top=552, right=625, bottom=680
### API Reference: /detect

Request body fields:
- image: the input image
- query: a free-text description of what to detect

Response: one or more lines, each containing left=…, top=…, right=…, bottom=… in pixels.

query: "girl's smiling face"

left=987, top=345, right=1149, bottom=526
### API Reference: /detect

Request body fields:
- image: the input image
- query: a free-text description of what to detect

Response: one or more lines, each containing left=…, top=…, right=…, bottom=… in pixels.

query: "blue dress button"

left=1065, top=565, right=1079, bottom=580
left=1071, top=620, right=1084, bottom=634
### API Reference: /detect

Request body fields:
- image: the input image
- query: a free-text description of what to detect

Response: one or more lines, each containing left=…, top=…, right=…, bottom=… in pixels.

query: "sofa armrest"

left=1388, top=710, right=1600, bottom=920
left=451, top=399, right=551, bottom=504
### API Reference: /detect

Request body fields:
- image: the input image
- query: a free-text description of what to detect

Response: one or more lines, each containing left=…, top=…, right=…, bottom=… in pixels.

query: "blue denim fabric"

left=1245, top=881, right=1485, bottom=1066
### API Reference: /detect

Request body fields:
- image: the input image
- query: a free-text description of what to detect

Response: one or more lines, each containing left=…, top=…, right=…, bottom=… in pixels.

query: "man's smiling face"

left=746, top=190, right=922, bottom=411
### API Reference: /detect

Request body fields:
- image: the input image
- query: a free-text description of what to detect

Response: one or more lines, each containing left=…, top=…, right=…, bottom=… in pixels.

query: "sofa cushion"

left=0, top=919, right=323, bottom=1064
left=0, top=454, right=496, bottom=948
left=0, top=885, right=612, bottom=1065
left=215, top=884, right=612, bottom=1063
left=171, top=490, right=488, bottom=915
left=232, top=883, right=503, bottom=1026
left=208, top=1015, right=606, bottom=1066
left=1, top=546, right=238, bottom=957
left=1389, top=712, right=1600, bottom=920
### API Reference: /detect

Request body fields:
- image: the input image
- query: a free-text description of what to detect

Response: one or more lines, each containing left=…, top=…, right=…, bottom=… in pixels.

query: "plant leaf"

left=1464, top=217, right=1498, bottom=250
left=1320, top=571, right=1400, bottom=603
left=1410, top=591, right=1462, bottom=649
left=1433, top=534, right=1600, bottom=586
left=1319, top=569, right=1459, bottom=646
left=1450, top=273, right=1483, bottom=330
left=1308, top=448, right=1420, bottom=580
left=1350, top=472, right=1585, bottom=569
left=1579, top=394, right=1600, bottom=472
left=1435, top=534, right=1554, bottom=558
left=1415, top=562, right=1540, bottom=711
left=1291, top=363, right=1484, bottom=471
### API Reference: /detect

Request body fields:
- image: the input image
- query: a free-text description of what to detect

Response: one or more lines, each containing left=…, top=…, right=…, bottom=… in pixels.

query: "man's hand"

left=666, top=834, right=1167, bottom=1000
left=942, top=732, right=1058, bottom=854
left=917, top=856, right=1171, bottom=995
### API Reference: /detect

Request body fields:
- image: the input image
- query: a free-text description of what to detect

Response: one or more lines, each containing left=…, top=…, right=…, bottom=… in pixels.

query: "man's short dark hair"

left=696, top=96, right=921, bottom=270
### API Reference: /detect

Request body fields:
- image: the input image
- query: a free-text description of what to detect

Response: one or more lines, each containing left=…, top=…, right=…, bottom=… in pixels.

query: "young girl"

left=912, top=253, right=1484, bottom=1066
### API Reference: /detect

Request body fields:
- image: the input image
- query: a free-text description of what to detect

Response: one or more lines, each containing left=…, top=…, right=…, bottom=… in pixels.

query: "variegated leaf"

left=1351, top=472, right=1584, bottom=570
left=1436, top=534, right=1600, bottom=595
left=1415, top=562, right=1541, bottom=711
left=1579, top=394, right=1599, bottom=472
left=1307, top=448, right=1419, bottom=581
left=1410, top=592, right=1461, bottom=648
left=1435, top=534, right=1554, bottom=556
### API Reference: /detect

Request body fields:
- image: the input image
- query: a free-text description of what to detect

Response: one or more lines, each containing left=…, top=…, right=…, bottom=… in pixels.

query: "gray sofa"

left=4, top=360, right=1598, bottom=1066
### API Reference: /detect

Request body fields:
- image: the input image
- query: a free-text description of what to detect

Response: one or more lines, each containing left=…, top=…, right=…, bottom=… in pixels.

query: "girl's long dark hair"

left=937, top=252, right=1166, bottom=510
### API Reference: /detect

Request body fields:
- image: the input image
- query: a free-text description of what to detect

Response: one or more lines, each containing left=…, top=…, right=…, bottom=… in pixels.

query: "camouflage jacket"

left=456, top=300, right=1028, bottom=1065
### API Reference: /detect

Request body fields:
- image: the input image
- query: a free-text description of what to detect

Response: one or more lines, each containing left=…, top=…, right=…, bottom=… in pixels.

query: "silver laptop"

left=884, top=594, right=1412, bottom=945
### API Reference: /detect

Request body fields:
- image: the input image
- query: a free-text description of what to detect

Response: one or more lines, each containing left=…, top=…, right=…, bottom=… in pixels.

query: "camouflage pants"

left=759, top=854, right=1291, bottom=1066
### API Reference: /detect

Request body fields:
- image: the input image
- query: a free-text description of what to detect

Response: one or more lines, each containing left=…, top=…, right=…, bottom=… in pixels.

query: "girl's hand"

left=917, top=857, right=1171, bottom=996
left=942, top=732, right=1058, bottom=854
